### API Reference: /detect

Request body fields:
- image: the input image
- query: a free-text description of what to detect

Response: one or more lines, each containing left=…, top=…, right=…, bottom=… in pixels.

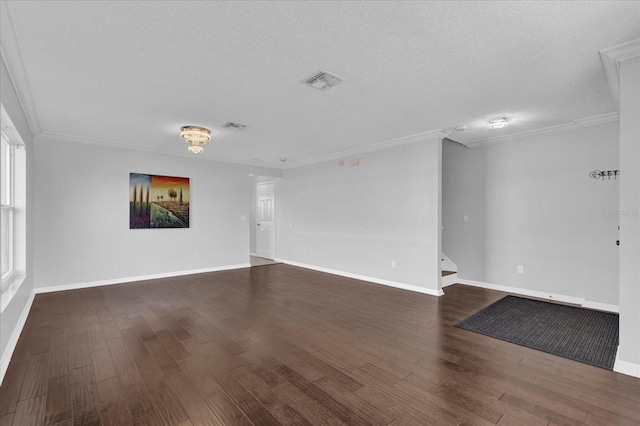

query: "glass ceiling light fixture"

left=180, top=125, right=211, bottom=154
left=489, top=117, right=509, bottom=129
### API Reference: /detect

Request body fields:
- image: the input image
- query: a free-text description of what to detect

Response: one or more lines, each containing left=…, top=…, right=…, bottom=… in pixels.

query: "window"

left=1, top=122, right=26, bottom=312
left=1, top=132, right=14, bottom=281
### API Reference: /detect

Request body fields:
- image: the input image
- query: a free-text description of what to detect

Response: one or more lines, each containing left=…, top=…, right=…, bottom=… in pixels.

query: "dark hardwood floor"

left=1, top=264, right=638, bottom=425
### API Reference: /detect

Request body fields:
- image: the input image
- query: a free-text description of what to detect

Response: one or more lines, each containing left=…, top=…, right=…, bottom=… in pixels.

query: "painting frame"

left=129, top=173, right=190, bottom=229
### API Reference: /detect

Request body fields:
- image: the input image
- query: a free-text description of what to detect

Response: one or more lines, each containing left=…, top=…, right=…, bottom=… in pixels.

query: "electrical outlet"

left=463, top=215, right=469, bottom=223
left=391, top=260, right=396, bottom=269
left=517, top=265, right=524, bottom=274
left=195, top=251, right=200, bottom=258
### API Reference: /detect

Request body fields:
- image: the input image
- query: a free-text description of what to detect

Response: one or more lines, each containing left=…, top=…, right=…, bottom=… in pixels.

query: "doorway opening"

left=250, top=178, right=280, bottom=267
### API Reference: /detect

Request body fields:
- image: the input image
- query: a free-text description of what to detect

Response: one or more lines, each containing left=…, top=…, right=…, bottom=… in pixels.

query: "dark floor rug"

left=455, top=295, right=619, bottom=370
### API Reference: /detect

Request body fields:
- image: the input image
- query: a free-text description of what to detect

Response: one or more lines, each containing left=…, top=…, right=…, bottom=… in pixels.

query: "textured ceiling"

left=2, top=1, right=639, bottom=167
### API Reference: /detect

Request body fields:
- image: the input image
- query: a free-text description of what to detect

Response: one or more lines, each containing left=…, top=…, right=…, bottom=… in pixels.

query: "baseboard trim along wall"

left=0, top=262, right=250, bottom=385
left=582, top=300, right=620, bottom=313
left=276, top=258, right=444, bottom=297
left=35, top=264, right=251, bottom=295
left=457, top=278, right=620, bottom=313
left=614, top=346, right=640, bottom=378
left=0, top=290, right=36, bottom=385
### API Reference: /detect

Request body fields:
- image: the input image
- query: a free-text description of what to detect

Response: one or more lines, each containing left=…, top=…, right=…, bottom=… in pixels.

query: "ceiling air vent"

left=301, top=70, right=344, bottom=91
left=222, top=122, right=247, bottom=130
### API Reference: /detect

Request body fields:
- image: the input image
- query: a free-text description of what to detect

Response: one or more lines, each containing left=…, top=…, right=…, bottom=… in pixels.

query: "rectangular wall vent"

left=301, top=70, right=344, bottom=91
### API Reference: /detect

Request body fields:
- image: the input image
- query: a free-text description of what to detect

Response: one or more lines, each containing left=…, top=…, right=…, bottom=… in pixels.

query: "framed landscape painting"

left=130, top=173, right=190, bottom=228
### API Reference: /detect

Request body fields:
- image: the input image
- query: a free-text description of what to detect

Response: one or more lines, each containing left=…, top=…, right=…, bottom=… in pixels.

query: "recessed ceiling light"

left=489, top=117, right=509, bottom=129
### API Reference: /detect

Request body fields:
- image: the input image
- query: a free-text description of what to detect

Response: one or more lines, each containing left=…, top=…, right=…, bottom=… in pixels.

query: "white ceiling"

left=2, top=1, right=639, bottom=168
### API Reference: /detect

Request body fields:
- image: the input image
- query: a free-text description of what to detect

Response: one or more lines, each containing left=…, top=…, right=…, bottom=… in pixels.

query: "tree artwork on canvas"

left=129, top=173, right=190, bottom=228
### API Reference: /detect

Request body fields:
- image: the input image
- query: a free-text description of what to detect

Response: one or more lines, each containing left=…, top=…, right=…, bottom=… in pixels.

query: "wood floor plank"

left=156, top=329, right=191, bottom=361
left=44, top=375, right=72, bottom=425
left=230, top=365, right=310, bottom=425
left=91, top=348, right=117, bottom=382
left=176, top=356, right=224, bottom=397
left=120, top=327, right=169, bottom=393
left=314, top=376, right=394, bottom=426
left=273, top=382, right=348, bottom=426
left=85, top=314, right=109, bottom=351
left=274, top=363, right=373, bottom=426
left=149, top=387, right=189, bottom=426
left=18, top=352, right=50, bottom=401
left=70, top=365, right=101, bottom=426
left=100, top=320, right=122, bottom=341
left=0, top=413, right=13, bottom=426
left=0, top=362, right=26, bottom=416
left=110, top=352, right=155, bottom=421
left=168, top=373, right=224, bottom=425
left=48, top=328, right=71, bottom=379
left=69, top=334, right=92, bottom=370
left=11, top=395, right=46, bottom=426
left=48, top=420, right=73, bottom=426
left=1, top=266, right=638, bottom=426
left=532, top=375, right=640, bottom=424
left=500, top=392, right=586, bottom=425
left=204, top=391, right=254, bottom=426
left=144, top=336, right=181, bottom=377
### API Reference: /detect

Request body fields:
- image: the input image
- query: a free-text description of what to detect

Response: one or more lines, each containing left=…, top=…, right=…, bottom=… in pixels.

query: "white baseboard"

left=441, top=273, right=458, bottom=288
left=582, top=300, right=619, bottom=313
left=457, top=278, right=585, bottom=305
left=276, top=258, right=444, bottom=297
left=1, top=289, right=36, bottom=386
left=35, top=263, right=251, bottom=295
left=0, top=262, right=250, bottom=385
left=457, top=278, right=619, bottom=313
left=614, top=346, right=640, bottom=378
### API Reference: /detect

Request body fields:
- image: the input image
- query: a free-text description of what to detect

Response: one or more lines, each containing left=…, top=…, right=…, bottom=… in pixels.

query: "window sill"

left=1, top=273, right=26, bottom=313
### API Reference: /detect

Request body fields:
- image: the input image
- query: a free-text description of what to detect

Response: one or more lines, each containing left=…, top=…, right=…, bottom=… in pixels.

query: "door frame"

left=254, top=179, right=276, bottom=260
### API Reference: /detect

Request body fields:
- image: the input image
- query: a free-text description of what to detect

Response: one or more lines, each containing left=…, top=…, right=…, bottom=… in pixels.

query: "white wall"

left=443, top=121, right=620, bottom=307
left=617, top=55, right=640, bottom=373
left=32, top=137, right=275, bottom=289
left=276, top=137, right=443, bottom=295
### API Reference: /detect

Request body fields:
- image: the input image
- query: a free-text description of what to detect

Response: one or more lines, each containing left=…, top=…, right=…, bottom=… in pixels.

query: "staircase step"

left=442, top=270, right=456, bottom=277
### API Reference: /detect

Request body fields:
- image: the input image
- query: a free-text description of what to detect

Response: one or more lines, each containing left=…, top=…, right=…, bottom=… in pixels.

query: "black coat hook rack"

left=589, top=170, right=619, bottom=180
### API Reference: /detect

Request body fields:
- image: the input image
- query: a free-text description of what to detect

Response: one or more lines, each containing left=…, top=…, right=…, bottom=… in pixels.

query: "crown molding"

left=36, top=131, right=283, bottom=170
left=0, top=2, right=41, bottom=136
left=37, top=128, right=451, bottom=171
left=600, top=38, right=640, bottom=107
left=464, top=112, right=619, bottom=149
left=283, top=129, right=450, bottom=169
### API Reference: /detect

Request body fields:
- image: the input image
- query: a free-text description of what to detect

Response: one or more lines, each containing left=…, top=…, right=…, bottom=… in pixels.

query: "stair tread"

left=442, top=270, right=456, bottom=277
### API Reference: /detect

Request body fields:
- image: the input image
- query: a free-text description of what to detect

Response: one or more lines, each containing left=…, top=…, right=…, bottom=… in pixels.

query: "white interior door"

left=256, top=181, right=275, bottom=259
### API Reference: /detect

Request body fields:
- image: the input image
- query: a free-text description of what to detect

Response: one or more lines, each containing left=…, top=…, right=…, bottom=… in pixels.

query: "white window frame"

left=1, top=131, right=15, bottom=283
left=0, top=109, right=26, bottom=313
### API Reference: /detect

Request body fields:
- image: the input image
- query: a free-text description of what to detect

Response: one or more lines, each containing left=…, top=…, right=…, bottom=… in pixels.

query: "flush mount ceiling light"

left=489, top=117, right=509, bottom=129
left=180, top=125, right=211, bottom=154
